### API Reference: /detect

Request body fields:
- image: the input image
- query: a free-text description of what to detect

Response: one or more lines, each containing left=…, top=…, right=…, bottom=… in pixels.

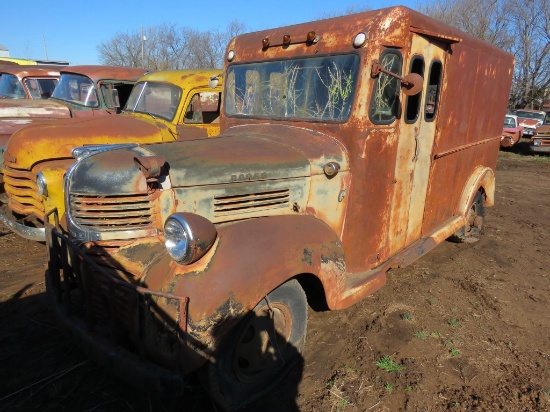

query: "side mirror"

left=208, top=75, right=221, bottom=89
left=371, top=60, right=423, bottom=96
left=401, top=73, right=423, bottom=96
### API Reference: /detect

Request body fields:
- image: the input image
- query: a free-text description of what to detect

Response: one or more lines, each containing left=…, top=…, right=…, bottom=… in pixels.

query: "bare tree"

left=417, top=0, right=550, bottom=109
left=506, top=0, right=550, bottom=108
left=97, top=20, right=247, bottom=71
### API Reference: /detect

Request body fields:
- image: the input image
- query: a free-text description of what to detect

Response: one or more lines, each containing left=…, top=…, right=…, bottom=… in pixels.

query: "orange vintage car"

left=515, top=109, right=546, bottom=137
left=0, top=65, right=147, bottom=143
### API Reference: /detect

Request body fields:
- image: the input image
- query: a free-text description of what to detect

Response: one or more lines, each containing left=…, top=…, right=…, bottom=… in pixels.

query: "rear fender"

left=457, top=166, right=495, bottom=217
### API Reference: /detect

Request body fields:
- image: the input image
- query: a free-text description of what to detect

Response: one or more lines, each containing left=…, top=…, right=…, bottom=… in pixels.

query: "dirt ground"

left=0, top=141, right=549, bottom=411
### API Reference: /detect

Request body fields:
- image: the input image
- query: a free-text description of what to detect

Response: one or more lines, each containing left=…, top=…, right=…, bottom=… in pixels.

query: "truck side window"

left=184, top=92, right=221, bottom=124
left=405, top=55, right=425, bottom=123
left=369, top=49, right=402, bottom=125
left=425, top=60, right=442, bottom=122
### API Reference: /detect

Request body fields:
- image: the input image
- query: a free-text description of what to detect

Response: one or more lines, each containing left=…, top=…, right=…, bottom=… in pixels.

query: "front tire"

left=202, top=279, right=307, bottom=411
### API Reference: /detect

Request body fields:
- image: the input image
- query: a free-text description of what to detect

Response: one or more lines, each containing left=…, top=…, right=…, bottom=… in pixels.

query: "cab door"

left=175, top=89, right=222, bottom=140
left=388, top=33, right=447, bottom=256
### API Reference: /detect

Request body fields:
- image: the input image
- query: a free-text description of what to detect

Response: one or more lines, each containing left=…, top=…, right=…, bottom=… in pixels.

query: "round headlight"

left=36, top=172, right=48, bottom=197
left=533, top=139, right=541, bottom=146
left=227, top=50, right=236, bottom=62
left=164, top=213, right=217, bottom=264
left=164, top=215, right=192, bottom=262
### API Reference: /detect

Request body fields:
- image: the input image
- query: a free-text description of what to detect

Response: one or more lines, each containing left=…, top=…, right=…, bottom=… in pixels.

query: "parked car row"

left=1, top=6, right=516, bottom=411
left=501, top=110, right=550, bottom=153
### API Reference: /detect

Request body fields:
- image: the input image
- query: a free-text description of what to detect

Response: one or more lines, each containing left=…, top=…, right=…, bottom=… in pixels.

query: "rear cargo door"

left=388, top=33, right=448, bottom=256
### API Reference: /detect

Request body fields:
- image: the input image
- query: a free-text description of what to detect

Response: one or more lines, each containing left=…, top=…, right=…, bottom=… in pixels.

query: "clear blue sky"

left=1, top=0, right=416, bottom=66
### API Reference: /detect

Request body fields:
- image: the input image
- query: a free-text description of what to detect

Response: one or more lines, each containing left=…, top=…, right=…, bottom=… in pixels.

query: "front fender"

left=142, top=214, right=346, bottom=340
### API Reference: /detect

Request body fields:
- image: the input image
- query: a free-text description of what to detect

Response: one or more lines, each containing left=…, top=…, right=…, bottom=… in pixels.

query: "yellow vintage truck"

left=1, top=69, right=222, bottom=240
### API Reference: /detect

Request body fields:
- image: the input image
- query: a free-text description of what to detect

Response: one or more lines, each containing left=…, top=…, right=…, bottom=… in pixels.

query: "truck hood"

left=518, top=118, right=543, bottom=128
left=69, top=124, right=349, bottom=195
left=0, top=98, right=71, bottom=119
left=0, top=99, right=72, bottom=150
left=4, top=114, right=171, bottom=170
left=534, top=124, right=550, bottom=137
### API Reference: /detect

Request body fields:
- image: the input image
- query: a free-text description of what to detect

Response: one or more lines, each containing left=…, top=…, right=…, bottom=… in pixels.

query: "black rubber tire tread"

left=201, top=279, right=307, bottom=411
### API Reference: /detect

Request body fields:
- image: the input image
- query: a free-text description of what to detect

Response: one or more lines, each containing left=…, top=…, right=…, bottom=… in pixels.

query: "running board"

left=333, top=216, right=465, bottom=310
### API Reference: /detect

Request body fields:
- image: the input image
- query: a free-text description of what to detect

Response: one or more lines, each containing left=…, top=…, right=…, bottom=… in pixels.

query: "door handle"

left=412, top=136, right=420, bottom=161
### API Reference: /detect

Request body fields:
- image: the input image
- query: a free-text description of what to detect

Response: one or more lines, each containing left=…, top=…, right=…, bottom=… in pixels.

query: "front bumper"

left=529, top=145, right=550, bottom=153
left=0, top=203, right=45, bottom=241
left=45, top=224, right=191, bottom=396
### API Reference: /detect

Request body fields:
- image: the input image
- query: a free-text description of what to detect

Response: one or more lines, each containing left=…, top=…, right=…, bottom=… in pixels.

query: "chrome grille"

left=214, top=189, right=289, bottom=217
left=70, top=193, right=157, bottom=231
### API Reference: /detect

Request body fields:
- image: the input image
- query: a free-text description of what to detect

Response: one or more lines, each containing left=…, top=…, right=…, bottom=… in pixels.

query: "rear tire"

left=201, top=279, right=307, bottom=411
left=449, top=190, right=485, bottom=243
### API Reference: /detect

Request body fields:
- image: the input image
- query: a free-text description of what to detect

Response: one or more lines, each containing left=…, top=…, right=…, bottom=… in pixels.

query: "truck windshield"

left=0, top=74, right=25, bottom=98
left=124, top=81, right=182, bottom=122
left=52, top=74, right=99, bottom=107
left=225, top=54, right=359, bottom=121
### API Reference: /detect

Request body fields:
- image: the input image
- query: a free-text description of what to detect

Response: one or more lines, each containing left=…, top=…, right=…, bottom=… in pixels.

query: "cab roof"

left=136, top=69, right=223, bottom=88
left=229, top=6, right=511, bottom=61
left=0, top=65, right=61, bottom=78
left=60, top=65, right=148, bottom=83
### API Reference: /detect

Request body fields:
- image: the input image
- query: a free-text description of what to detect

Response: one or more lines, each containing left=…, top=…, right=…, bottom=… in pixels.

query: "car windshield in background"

left=51, top=74, right=99, bottom=107
left=516, top=110, right=545, bottom=120
left=504, top=116, right=516, bottom=127
left=225, top=54, right=359, bottom=121
left=0, top=74, right=25, bottom=98
left=24, top=78, right=58, bottom=99
left=124, top=81, right=182, bottom=121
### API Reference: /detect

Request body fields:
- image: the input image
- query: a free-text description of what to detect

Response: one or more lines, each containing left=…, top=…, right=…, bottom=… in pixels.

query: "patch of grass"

left=448, top=319, right=460, bottom=327
left=449, top=348, right=460, bottom=357
left=428, top=298, right=437, bottom=306
left=414, top=330, right=427, bottom=339
left=444, top=340, right=452, bottom=347
left=375, top=356, right=404, bottom=373
left=336, top=397, right=350, bottom=409
left=405, top=385, right=414, bottom=393
left=384, top=382, right=394, bottom=392
left=531, top=155, right=550, bottom=163
left=430, top=331, right=444, bottom=338
left=401, top=313, right=413, bottom=321
left=342, top=363, right=356, bottom=372
left=326, top=379, right=335, bottom=388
